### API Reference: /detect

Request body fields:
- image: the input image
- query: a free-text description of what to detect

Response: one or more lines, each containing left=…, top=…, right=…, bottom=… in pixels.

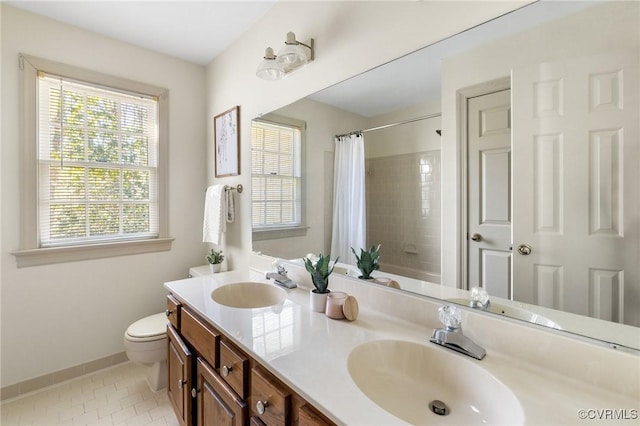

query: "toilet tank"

left=189, top=265, right=212, bottom=277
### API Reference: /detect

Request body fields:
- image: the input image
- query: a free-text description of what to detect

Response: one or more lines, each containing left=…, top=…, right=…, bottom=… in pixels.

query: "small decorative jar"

left=325, top=291, right=348, bottom=319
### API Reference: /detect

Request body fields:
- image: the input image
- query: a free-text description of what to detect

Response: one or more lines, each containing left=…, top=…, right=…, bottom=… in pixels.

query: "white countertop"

left=165, top=269, right=639, bottom=425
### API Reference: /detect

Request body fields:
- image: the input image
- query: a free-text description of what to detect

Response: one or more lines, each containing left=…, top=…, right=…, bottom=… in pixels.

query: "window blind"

left=251, top=121, right=302, bottom=228
left=38, top=73, right=159, bottom=247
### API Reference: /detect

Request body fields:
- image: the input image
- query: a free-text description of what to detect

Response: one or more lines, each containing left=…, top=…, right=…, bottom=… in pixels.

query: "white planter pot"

left=209, top=263, right=222, bottom=274
left=309, top=290, right=329, bottom=313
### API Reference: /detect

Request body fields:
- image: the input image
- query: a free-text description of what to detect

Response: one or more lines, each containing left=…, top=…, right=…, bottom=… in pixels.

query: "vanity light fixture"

left=256, top=31, right=315, bottom=81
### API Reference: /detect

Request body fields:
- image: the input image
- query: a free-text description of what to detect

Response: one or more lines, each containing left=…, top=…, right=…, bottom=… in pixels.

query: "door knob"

left=517, top=244, right=532, bottom=255
left=471, top=233, right=482, bottom=242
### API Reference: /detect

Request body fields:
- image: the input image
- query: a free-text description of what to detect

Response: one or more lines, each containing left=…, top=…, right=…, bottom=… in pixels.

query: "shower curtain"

left=330, top=134, right=366, bottom=265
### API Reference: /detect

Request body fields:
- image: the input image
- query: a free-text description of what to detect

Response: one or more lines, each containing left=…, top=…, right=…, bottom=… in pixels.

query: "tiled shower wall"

left=366, top=150, right=441, bottom=280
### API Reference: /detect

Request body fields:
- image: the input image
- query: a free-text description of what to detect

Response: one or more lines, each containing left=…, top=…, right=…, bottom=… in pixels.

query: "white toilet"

left=124, top=312, right=168, bottom=391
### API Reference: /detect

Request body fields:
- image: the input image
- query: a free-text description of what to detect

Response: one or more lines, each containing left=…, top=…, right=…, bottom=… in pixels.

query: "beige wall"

left=1, top=5, right=206, bottom=387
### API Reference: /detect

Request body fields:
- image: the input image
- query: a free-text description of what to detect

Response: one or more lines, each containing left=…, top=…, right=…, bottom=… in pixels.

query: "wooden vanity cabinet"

left=250, top=417, right=267, bottom=426
left=298, top=405, right=332, bottom=426
left=166, top=294, right=335, bottom=426
left=167, top=324, right=192, bottom=426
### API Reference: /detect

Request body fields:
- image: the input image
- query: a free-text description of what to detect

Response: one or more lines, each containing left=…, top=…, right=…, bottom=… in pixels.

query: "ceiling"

left=6, top=0, right=275, bottom=65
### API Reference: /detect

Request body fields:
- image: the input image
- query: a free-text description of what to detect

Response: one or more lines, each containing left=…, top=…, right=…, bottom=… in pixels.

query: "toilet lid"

left=126, top=313, right=167, bottom=340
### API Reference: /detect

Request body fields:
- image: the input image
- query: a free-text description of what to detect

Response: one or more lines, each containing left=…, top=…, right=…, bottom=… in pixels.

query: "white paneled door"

left=467, top=89, right=512, bottom=299
left=512, top=51, right=639, bottom=326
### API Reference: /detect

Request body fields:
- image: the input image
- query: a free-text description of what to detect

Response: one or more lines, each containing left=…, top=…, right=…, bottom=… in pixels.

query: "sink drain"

left=429, top=400, right=450, bottom=416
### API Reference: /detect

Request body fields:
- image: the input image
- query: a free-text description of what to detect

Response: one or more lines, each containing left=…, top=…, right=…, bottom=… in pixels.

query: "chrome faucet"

left=429, top=304, right=486, bottom=360
left=265, top=263, right=297, bottom=289
left=469, top=286, right=490, bottom=310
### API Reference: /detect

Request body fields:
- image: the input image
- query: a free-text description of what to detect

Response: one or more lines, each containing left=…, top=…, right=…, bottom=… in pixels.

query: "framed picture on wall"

left=214, top=105, right=240, bottom=177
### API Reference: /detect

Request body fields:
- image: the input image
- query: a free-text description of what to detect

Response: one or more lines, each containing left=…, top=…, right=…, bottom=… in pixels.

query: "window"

left=38, top=74, right=158, bottom=246
left=15, top=55, right=172, bottom=266
left=251, top=118, right=305, bottom=237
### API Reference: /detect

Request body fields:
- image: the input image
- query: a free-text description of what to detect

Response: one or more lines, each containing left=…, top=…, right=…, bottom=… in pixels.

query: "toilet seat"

left=125, top=313, right=167, bottom=342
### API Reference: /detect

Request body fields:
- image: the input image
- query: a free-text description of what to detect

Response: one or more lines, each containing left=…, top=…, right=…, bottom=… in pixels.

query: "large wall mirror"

left=251, top=1, right=639, bottom=350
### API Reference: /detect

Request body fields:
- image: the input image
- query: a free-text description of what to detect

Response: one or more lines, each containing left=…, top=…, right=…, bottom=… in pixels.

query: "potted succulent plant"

left=303, top=253, right=338, bottom=312
left=206, top=249, right=224, bottom=273
left=351, top=244, right=381, bottom=280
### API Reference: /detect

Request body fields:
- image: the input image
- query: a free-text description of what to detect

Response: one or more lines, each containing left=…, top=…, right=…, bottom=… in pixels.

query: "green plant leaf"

left=351, top=245, right=381, bottom=278
left=303, top=253, right=338, bottom=293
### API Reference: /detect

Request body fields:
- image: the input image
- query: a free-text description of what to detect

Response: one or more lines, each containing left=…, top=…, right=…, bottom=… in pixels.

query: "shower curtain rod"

left=335, top=112, right=441, bottom=139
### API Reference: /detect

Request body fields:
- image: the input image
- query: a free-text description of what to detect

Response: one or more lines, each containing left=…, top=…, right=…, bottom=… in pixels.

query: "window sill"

left=252, top=226, right=309, bottom=241
left=12, top=237, right=174, bottom=267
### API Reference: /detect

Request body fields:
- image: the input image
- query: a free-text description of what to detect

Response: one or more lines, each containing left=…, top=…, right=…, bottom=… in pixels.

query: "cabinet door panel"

left=167, top=325, right=192, bottom=426
left=197, top=357, right=247, bottom=426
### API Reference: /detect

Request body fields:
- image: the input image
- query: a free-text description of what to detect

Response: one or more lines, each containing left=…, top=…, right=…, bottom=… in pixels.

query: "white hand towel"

left=203, top=185, right=225, bottom=244
left=226, top=187, right=235, bottom=224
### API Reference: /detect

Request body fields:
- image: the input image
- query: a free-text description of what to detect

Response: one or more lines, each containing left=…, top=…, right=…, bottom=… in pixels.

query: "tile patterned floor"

left=0, top=362, right=178, bottom=425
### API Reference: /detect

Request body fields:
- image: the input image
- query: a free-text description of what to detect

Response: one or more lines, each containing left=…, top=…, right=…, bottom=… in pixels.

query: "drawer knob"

left=256, top=400, right=269, bottom=415
left=165, top=309, right=173, bottom=317
left=221, top=365, right=233, bottom=377
left=178, top=378, right=186, bottom=388
left=191, top=388, right=198, bottom=398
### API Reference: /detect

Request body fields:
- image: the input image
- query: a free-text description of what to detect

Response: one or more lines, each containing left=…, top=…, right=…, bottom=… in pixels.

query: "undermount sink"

left=448, top=298, right=562, bottom=329
left=211, top=282, right=287, bottom=309
left=347, top=340, right=524, bottom=425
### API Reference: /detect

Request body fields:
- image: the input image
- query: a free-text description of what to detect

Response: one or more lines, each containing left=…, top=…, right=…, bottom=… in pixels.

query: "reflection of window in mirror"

left=251, top=117, right=306, bottom=241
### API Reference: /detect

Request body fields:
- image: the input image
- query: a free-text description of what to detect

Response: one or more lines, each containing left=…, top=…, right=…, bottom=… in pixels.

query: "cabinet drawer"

left=250, top=366, right=291, bottom=426
left=166, top=295, right=181, bottom=330
left=220, top=340, right=249, bottom=399
left=181, top=308, right=220, bottom=368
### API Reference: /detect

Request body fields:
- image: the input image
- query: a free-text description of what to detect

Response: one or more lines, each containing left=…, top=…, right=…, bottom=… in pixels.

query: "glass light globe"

left=256, top=47, right=284, bottom=81
left=276, top=44, right=307, bottom=69
left=275, top=32, right=308, bottom=71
